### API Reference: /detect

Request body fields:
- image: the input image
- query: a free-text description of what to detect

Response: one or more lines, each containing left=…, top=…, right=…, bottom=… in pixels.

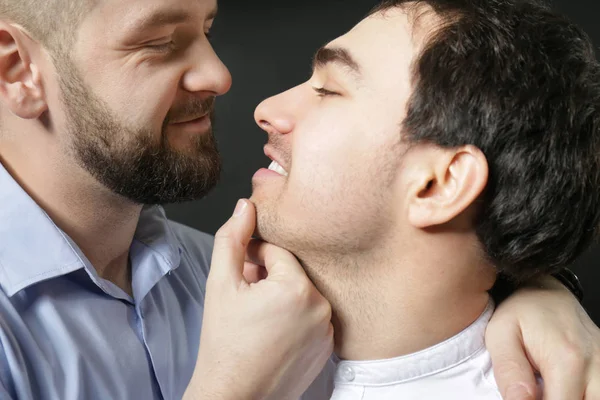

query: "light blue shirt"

left=0, top=163, right=214, bottom=400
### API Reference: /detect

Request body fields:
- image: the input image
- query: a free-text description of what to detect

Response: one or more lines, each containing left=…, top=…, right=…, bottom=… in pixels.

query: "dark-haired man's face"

left=250, top=8, right=423, bottom=260
left=50, top=0, right=231, bottom=204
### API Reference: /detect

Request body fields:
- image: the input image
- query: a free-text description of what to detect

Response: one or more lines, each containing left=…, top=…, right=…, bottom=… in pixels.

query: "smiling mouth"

left=268, top=160, right=288, bottom=176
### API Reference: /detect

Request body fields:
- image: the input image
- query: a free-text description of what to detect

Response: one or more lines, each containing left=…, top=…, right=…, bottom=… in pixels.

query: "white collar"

left=333, top=301, right=494, bottom=386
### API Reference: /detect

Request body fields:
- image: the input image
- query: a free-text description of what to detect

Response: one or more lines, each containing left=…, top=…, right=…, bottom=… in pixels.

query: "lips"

left=264, top=145, right=290, bottom=175
left=170, top=113, right=209, bottom=125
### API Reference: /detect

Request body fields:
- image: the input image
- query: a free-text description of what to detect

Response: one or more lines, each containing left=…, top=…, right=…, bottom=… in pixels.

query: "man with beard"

left=248, top=0, right=600, bottom=399
left=0, top=0, right=596, bottom=399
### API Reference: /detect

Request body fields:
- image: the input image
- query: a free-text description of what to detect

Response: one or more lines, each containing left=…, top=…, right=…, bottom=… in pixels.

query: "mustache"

left=266, top=134, right=292, bottom=168
left=166, top=97, right=215, bottom=124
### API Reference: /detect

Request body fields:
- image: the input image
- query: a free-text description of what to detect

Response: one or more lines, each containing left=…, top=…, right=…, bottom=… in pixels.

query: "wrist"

left=184, top=380, right=243, bottom=400
left=184, top=358, right=239, bottom=400
left=185, top=361, right=265, bottom=400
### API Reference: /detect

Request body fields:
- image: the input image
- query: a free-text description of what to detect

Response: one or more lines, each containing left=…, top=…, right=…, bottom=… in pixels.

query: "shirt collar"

left=333, top=300, right=494, bottom=386
left=134, top=205, right=182, bottom=272
left=129, top=205, right=183, bottom=302
left=0, top=163, right=182, bottom=297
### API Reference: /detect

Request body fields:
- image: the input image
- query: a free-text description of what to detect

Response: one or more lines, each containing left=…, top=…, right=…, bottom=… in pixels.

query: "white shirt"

left=302, top=301, right=525, bottom=400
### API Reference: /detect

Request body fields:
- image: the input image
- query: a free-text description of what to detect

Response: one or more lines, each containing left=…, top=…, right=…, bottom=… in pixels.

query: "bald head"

left=0, top=0, right=94, bottom=51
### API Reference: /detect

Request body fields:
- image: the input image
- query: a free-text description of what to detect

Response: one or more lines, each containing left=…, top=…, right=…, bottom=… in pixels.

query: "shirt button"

left=340, top=365, right=355, bottom=382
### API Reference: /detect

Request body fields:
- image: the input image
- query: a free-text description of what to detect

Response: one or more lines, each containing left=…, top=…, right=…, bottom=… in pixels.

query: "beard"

left=55, top=54, right=221, bottom=205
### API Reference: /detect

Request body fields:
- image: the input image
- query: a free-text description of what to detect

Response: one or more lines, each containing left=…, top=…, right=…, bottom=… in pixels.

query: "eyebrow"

left=312, top=46, right=362, bottom=79
left=132, top=6, right=218, bottom=32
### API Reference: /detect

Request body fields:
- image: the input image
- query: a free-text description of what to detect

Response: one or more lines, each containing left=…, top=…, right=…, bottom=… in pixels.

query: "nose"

left=182, top=40, right=232, bottom=96
left=254, top=86, right=303, bottom=136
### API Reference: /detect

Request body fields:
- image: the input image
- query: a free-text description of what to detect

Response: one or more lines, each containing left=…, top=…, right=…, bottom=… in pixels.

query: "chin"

left=250, top=192, right=298, bottom=246
left=252, top=206, right=271, bottom=242
left=252, top=201, right=280, bottom=243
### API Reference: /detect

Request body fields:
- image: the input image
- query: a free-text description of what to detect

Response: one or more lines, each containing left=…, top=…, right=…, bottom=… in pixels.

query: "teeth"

left=268, top=160, right=289, bottom=176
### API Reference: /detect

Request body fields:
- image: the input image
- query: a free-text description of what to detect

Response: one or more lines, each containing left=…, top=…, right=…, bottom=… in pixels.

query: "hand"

left=486, top=276, right=600, bottom=400
left=184, top=199, right=334, bottom=400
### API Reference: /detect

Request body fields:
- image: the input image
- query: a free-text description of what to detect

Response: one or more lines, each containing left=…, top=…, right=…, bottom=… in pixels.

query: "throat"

left=332, top=291, right=490, bottom=361
left=302, top=258, right=492, bottom=361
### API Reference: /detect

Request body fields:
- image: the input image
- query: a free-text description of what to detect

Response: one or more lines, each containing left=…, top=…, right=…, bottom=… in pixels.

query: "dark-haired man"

left=249, top=0, right=600, bottom=398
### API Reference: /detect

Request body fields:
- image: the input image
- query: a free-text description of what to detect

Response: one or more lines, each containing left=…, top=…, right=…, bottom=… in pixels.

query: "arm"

left=486, top=274, right=600, bottom=400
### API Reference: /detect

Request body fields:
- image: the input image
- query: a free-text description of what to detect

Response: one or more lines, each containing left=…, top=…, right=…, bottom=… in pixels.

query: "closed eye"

left=145, top=40, right=176, bottom=53
left=313, top=87, right=340, bottom=97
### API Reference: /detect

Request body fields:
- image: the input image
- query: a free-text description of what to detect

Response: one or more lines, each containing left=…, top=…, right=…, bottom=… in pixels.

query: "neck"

left=0, top=134, right=141, bottom=295
left=300, top=230, right=496, bottom=361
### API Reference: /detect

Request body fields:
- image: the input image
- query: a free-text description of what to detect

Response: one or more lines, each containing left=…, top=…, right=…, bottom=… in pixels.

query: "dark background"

left=165, top=0, right=600, bottom=325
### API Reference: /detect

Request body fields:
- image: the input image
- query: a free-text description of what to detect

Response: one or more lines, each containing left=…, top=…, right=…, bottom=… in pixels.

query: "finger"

left=209, top=199, right=256, bottom=286
left=246, top=239, right=307, bottom=280
left=245, top=239, right=267, bottom=266
left=245, top=247, right=264, bottom=267
left=485, top=321, right=537, bottom=400
left=242, top=261, right=268, bottom=284
left=539, top=344, right=585, bottom=400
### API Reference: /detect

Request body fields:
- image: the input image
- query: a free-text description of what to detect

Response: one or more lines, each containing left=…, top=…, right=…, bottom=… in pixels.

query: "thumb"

left=486, top=321, right=537, bottom=400
left=209, top=199, right=256, bottom=287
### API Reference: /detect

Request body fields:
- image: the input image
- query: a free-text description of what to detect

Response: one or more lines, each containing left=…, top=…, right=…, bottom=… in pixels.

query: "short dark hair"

left=372, top=0, right=600, bottom=282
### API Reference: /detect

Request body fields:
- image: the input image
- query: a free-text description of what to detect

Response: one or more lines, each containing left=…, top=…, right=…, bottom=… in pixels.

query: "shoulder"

left=168, top=220, right=214, bottom=256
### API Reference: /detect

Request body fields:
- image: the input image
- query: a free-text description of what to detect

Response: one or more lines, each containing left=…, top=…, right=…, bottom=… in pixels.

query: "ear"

left=406, top=145, right=488, bottom=229
left=0, top=22, right=47, bottom=119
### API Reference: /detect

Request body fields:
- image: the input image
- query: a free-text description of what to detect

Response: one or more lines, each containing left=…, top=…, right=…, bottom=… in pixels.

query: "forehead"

left=90, top=0, right=217, bottom=30
left=328, top=7, right=434, bottom=97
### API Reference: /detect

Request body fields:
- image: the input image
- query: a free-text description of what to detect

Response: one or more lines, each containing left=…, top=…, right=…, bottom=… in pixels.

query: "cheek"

left=279, top=158, right=394, bottom=251
left=283, top=132, right=378, bottom=216
left=85, top=60, right=180, bottom=128
left=279, top=113, right=401, bottom=229
left=288, top=118, right=371, bottom=189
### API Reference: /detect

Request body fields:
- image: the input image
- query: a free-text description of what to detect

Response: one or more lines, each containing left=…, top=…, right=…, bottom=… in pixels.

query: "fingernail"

left=505, top=383, right=533, bottom=400
left=233, top=199, right=247, bottom=217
